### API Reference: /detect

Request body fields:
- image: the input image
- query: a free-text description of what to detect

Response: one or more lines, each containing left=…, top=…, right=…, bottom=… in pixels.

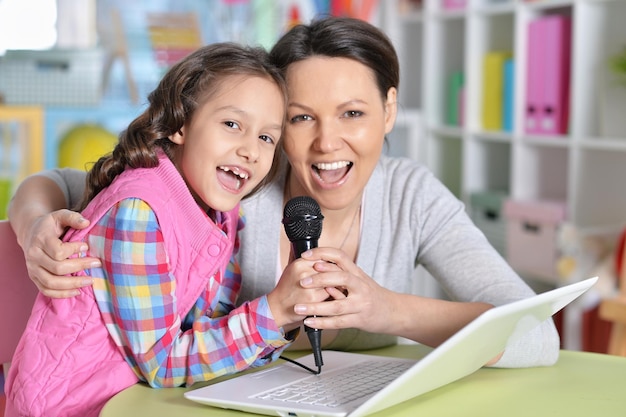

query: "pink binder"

left=525, top=15, right=572, bottom=136
left=443, top=0, right=466, bottom=10
left=525, top=18, right=545, bottom=134
left=541, top=15, right=572, bottom=135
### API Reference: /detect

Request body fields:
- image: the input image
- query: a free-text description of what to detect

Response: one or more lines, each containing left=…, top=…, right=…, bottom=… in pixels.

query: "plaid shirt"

left=86, top=198, right=290, bottom=387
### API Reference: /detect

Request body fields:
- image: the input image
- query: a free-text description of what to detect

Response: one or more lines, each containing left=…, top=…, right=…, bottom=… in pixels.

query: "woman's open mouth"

left=312, top=160, right=353, bottom=184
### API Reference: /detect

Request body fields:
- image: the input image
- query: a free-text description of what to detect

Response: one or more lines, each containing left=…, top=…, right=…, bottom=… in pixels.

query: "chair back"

left=599, top=226, right=626, bottom=356
left=0, top=220, right=38, bottom=365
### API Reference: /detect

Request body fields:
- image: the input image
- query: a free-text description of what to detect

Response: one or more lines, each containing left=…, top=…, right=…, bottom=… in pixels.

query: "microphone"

left=282, top=196, right=324, bottom=372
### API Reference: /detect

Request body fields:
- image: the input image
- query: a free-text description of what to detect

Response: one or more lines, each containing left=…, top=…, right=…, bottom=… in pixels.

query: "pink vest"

left=5, top=153, right=239, bottom=417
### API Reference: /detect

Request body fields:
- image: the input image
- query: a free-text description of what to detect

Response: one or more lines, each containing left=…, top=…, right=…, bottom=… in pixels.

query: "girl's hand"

left=20, top=209, right=99, bottom=298
left=266, top=254, right=331, bottom=329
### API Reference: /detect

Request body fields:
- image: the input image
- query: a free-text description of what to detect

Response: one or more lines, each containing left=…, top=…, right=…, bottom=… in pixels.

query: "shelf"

left=579, top=138, right=626, bottom=151
left=522, top=135, right=571, bottom=148
left=432, top=125, right=464, bottom=137
left=472, top=130, right=513, bottom=142
left=475, top=2, right=515, bottom=15
left=523, top=0, right=575, bottom=11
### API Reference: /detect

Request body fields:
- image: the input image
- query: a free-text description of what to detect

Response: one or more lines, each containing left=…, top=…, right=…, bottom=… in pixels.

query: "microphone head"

left=282, top=196, right=324, bottom=242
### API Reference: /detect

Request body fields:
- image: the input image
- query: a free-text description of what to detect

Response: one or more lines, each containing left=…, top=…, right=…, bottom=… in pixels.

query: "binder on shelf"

left=442, top=0, right=466, bottom=10
left=458, top=86, right=465, bottom=127
left=525, top=18, right=545, bottom=134
left=482, top=51, right=511, bottom=131
left=503, top=58, right=515, bottom=132
left=525, top=15, right=572, bottom=135
left=542, top=15, right=572, bottom=135
left=447, top=71, right=464, bottom=126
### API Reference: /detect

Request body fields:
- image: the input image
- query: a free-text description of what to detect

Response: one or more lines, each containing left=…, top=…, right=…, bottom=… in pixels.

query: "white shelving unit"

left=378, top=0, right=626, bottom=349
left=381, top=0, right=626, bottom=256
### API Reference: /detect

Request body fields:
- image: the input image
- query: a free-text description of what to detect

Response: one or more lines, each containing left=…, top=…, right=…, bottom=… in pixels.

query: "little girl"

left=4, top=43, right=308, bottom=417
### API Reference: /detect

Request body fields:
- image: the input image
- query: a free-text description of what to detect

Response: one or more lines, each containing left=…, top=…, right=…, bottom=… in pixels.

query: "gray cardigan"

left=45, top=155, right=559, bottom=367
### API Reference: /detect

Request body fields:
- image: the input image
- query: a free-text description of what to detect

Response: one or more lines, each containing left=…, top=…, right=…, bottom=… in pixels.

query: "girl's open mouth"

left=217, top=166, right=249, bottom=191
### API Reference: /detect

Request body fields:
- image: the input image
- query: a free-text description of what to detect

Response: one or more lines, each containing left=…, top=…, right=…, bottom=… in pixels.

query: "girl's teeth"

left=219, top=166, right=248, bottom=179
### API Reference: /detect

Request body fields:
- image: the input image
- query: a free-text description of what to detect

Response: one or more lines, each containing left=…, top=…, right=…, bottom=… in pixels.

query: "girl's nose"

left=237, top=136, right=260, bottom=162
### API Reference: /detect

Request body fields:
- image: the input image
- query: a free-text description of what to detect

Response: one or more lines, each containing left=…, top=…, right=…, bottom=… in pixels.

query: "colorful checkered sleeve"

left=89, top=198, right=292, bottom=388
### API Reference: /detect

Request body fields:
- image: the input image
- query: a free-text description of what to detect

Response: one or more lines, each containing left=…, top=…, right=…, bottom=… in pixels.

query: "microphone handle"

left=291, top=239, right=324, bottom=369
left=292, top=240, right=316, bottom=259
left=292, top=238, right=321, bottom=332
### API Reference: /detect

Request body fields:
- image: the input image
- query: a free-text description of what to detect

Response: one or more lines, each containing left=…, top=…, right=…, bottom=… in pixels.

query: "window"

left=0, top=0, right=57, bottom=55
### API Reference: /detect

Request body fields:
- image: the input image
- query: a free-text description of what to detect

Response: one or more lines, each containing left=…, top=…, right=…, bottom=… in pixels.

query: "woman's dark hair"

left=77, top=42, right=287, bottom=211
left=269, top=16, right=399, bottom=101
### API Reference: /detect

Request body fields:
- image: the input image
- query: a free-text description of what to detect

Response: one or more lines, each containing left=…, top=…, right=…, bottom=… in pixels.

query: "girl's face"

left=283, top=56, right=397, bottom=211
left=170, top=74, right=284, bottom=213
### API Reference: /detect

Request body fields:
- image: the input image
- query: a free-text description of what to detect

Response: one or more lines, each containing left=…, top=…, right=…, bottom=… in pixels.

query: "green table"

left=100, top=344, right=626, bottom=417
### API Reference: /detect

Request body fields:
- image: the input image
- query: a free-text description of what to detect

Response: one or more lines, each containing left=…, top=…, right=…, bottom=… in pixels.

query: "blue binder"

left=503, top=58, right=515, bottom=133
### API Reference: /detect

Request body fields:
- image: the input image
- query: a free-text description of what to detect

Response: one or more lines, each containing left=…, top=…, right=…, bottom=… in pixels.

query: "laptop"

left=184, top=276, right=598, bottom=417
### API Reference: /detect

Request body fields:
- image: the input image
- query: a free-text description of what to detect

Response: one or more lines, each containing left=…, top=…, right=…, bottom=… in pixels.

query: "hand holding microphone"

left=282, top=196, right=324, bottom=372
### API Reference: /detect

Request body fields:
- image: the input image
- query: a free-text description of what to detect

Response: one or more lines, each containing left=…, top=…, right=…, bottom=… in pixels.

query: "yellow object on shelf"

left=58, top=124, right=118, bottom=171
left=0, top=106, right=44, bottom=219
left=146, top=12, right=203, bottom=70
left=482, top=51, right=512, bottom=131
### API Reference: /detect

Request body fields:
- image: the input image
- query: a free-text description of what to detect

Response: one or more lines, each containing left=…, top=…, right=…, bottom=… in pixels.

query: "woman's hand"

left=296, top=247, right=493, bottom=348
left=295, top=247, right=396, bottom=335
left=20, top=209, right=99, bottom=298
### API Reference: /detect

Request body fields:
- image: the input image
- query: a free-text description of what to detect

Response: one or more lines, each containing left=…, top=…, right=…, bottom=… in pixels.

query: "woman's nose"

left=313, top=120, right=343, bottom=153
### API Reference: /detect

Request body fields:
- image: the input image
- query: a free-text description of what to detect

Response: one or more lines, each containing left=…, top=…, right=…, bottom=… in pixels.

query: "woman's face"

left=170, top=74, right=284, bottom=213
left=283, top=56, right=397, bottom=211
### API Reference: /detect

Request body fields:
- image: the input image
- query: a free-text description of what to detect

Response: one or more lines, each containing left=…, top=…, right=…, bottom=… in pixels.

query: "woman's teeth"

left=314, top=161, right=351, bottom=171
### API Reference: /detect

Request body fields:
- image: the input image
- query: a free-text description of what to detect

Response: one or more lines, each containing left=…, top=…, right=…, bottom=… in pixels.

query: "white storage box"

left=504, top=199, right=567, bottom=282
left=0, top=48, right=104, bottom=106
left=470, top=191, right=508, bottom=256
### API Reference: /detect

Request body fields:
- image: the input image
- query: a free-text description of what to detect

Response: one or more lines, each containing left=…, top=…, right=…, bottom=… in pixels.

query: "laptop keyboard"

left=253, top=359, right=413, bottom=408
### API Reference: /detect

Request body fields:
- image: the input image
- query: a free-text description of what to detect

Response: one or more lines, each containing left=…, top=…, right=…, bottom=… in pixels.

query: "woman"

left=7, top=17, right=559, bottom=367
